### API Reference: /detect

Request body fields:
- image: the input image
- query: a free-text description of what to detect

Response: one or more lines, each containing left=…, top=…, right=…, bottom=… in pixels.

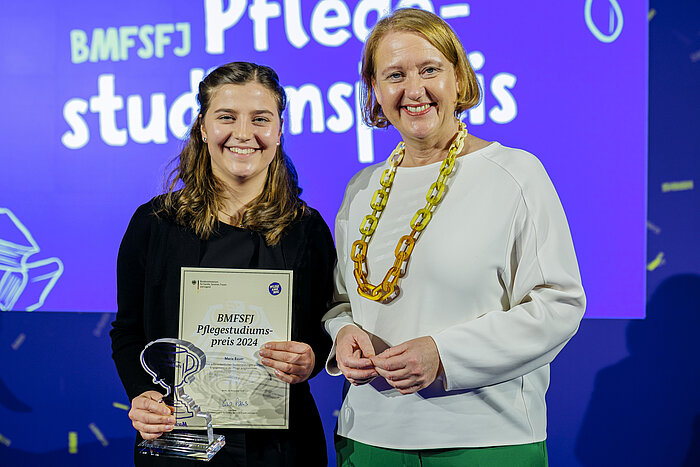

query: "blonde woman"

left=324, top=9, right=585, bottom=466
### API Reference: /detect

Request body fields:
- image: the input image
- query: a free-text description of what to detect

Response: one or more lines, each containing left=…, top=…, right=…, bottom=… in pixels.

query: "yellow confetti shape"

left=647, top=252, right=665, bottom=271
left=646, top=221, right=661, bottom=234
left=93, top=313, right=111, bottom=337
left=0, top=433, right=11, bottom=447
left=113, top=402, right=129, bottom=410
left=68, top=431, right=78, bottom=454
left=11, top=333, right=26, bottom=350
left=89, top=423, right=109, bottom=447
left=662, top=180, right=694, bottom=192
left=649, top=9, right=656, bottom=21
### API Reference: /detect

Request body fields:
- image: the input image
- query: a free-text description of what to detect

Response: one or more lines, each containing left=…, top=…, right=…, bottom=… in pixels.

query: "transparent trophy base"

left=138, top=431, right=225, bottom=461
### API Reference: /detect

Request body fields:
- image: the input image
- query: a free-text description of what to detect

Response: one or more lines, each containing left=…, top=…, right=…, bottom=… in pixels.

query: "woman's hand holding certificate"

left=260, top=341, right=315, bottom=384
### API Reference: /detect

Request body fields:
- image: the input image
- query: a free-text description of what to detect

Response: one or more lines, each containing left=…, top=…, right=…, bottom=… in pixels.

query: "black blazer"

left=110, top=198, right=335, bottom=465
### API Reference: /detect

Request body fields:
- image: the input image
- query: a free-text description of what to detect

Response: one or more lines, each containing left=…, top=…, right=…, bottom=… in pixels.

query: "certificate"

left=178, top=267, right=292, bottom=429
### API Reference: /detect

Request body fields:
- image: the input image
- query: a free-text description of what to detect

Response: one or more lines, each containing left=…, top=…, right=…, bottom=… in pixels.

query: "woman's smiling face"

left=372, top=31, right=460, bottom=146
left=200, top=82, right=281, bottom=189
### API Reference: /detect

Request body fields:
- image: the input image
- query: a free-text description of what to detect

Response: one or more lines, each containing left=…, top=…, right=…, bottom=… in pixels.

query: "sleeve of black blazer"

left=294, top=209, right=335, bottom=379
left=110, top=202, right=161, bottom=401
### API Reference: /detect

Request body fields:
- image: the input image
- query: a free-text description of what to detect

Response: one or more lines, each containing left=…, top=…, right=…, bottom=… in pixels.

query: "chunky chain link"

left=351, top=121, right=468, bottom=302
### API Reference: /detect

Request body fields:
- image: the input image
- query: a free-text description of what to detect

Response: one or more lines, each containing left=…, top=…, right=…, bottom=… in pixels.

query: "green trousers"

left=336, top=436, right=548, bottom=467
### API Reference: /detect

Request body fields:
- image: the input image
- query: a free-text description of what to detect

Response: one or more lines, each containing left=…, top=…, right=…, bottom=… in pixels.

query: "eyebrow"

left=378, top=58, right=444, bottom=75
left=213, top=108, right=275, bottom=116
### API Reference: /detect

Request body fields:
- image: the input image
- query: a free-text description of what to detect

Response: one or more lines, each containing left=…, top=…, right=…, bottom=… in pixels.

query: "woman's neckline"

left=213, top=218, right=249, bottom=232
left=394, top=141, right=498, bottom=171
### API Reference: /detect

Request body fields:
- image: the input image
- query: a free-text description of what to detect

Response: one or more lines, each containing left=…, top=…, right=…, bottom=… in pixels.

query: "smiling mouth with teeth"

left=403, top=103, right=433, bottom=114
left=226, top=147, right=258, bottom=155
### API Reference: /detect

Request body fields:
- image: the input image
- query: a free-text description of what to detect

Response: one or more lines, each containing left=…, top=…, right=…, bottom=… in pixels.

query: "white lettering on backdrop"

left=61, top=1, right=517, bottom=163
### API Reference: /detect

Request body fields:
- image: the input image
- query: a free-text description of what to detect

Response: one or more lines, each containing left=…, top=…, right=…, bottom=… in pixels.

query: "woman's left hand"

left=259, top=341, right=315, bottom=384
left=370, top=336, right=442, bottom=394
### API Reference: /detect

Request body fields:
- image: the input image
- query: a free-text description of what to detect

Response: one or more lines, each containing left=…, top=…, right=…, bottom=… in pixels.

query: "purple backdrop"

left=0, top=0, right=647, bottom=317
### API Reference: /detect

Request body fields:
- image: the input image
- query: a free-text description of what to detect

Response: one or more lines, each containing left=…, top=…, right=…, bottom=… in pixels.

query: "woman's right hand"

left=129, top=390, right=175, bottom=440
left=336, top=325, right=378, bottom=385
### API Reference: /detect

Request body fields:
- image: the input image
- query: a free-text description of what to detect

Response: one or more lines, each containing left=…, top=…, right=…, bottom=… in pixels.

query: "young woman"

left=111, top=62, right=333, bottom=466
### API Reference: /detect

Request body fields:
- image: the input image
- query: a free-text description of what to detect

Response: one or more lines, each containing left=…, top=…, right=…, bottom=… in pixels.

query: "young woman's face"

left=201, top=82, right=281, bottom=189
left=372, top=31, right=459, bottom=146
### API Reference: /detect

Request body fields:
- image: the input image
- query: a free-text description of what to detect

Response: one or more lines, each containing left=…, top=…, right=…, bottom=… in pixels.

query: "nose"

left=233, top=120, right=252, bottom=141
left=405, top=73, right=425, bottom=101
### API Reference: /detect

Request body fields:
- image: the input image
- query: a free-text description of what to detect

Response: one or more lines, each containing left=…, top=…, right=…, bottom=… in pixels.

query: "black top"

left=200, top=221, right=284, bottom=268
left=110, top=198, right=335, bottom=466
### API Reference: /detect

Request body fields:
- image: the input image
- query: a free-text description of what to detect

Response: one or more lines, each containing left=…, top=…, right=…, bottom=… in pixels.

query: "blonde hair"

left=361, top=8, right=480, bottom=128
left=160, top=62, right=306, bottom=246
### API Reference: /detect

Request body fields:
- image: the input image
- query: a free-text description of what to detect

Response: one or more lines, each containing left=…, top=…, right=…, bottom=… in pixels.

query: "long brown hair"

left=160, top=62, right=306, bottom=245
left=361, top=8, right=481, bottom=128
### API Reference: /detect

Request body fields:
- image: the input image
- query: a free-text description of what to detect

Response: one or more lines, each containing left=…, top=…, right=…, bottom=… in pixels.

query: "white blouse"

left=323, top=142, right=586, bottom=449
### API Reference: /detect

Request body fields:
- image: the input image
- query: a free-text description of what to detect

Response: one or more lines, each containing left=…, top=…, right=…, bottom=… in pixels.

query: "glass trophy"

left=138, top=338, right=225, bottom=461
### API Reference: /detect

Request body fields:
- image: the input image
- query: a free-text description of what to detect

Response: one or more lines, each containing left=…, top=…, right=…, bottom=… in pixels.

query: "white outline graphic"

left=0, top=208, right=64, bottom=311
left=585, top=0, right=624, bottom=43
left=440, top=3, right=470, bottom=19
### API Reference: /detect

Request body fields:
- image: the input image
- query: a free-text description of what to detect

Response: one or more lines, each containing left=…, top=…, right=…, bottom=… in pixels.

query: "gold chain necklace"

left=218, top=209, right=244, bottom=227
left=351, top=121, right=468, bottom=303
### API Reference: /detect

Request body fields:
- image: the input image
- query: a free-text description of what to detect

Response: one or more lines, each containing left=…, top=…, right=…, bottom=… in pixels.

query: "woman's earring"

left=203, top=136, right=207, bottom=142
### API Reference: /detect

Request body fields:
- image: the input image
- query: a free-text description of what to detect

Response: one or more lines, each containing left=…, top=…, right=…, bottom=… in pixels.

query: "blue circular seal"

left=269, top=282, right=281, bottom=296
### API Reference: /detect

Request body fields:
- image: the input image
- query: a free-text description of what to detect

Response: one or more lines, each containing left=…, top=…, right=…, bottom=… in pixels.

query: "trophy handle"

left=182, top=353, right=200, bottom=384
